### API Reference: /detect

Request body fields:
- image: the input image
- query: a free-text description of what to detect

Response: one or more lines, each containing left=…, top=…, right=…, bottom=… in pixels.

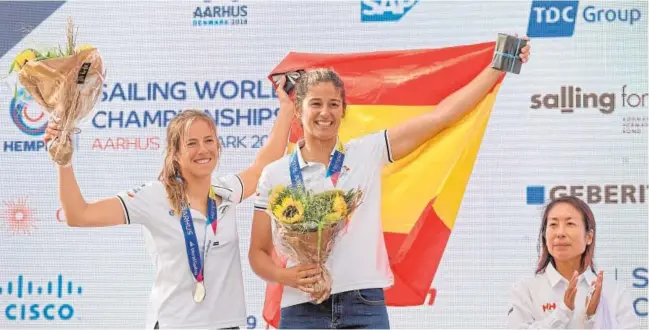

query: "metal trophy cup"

left=491, top=33, right=527, bottom=74
left=271, top=69, right=306, bottom=94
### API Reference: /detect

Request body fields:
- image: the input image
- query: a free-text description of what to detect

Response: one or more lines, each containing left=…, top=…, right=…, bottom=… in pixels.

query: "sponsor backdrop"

left=0, top=0, right=646, bottom=328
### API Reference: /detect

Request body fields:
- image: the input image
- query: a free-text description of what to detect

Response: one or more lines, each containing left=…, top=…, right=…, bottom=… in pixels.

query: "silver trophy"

left=491, top=33, right=527, bottom=74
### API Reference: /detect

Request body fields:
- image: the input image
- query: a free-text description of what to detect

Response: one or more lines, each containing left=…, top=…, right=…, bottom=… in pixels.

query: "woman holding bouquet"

left=45, top=77, right=299, bottom=329
left=249, top=39, right=531, bottom=329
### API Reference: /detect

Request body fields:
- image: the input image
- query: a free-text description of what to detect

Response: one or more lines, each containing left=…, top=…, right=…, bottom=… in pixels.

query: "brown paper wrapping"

left=17, top=48, right=105, bottom=166
left=276, top=223, right=343, bottom=303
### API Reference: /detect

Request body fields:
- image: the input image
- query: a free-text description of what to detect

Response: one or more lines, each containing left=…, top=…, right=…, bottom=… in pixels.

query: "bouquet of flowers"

left=267, top=184, right=363, bottom=303
left=9, top=17, right=105, bottom=166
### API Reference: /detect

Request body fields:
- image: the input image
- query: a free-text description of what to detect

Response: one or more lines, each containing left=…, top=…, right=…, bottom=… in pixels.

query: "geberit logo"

left=526, top=184, right=648, bottom=205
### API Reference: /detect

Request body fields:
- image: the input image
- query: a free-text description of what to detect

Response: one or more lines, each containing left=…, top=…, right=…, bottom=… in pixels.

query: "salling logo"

left=1, top=274, right=83, bottom=321
left=530, top=85, right=646, bottom=114
left=530, top=85, right=648, bottom=134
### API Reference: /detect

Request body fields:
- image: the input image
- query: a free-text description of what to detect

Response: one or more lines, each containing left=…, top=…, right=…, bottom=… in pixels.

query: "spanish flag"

left=264, top=41, right=504, bottom=328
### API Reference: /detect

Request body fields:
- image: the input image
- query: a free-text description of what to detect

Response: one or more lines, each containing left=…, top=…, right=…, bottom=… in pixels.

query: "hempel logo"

left=526, top=185, right=648, bottom=205
left=527, top=1, right=642, bottom=38
left=361, top=0, right=418, bottom=22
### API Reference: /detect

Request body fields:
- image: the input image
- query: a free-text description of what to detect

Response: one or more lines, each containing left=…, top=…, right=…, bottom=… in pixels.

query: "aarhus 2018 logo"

left=193, top=0, right=248, bottom=27
left=1, top=274, right=83, bottom=321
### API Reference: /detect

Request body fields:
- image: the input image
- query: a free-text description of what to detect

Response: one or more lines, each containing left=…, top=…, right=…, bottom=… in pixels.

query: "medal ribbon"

left=289, top=140, right=345, bottom=189
left=180, top=186, right=218, bottom=284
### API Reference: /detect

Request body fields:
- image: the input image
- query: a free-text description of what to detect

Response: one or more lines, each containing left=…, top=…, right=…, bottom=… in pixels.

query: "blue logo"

left=527, top=1, right=579, bottom=38
left=192, top=0, right=248, bottom=27
left=5, top=87, right=80, bottom=153
left=5, top=88, right=49, bottom=153
left=1, top=274, right=83, bottom=321
left=361, top=0, right=418, bottom=22
left=526, top=186, right=546, bottom=205
left=527, top=1, right=643, bottom=38
left=9, top=88, right=48, bottom=136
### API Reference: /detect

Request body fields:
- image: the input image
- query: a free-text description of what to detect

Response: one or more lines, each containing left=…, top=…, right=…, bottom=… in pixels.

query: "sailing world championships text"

left=94, top=79, right=282, bottom=128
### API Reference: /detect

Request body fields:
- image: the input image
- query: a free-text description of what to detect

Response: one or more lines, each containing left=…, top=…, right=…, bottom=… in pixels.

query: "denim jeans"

left=279, top=288, right=390, bottom=329
left=153, top=321, right=238, bottom=329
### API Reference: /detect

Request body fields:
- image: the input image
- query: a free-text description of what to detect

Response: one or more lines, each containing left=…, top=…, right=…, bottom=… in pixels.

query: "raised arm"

left=387, top=39, right=530, bottom=161
left=45, top=124, right=125, bottom=227
left=237, top=77, right=295, bottom=200
left=58, top=166, right=125, bottom=227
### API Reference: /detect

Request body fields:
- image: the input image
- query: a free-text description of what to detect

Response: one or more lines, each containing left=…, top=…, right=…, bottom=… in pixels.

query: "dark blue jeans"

left=279, top=288, right=390, bottom=329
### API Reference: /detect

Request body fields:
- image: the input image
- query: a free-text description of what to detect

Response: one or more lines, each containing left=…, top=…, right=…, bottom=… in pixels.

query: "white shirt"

left=254, top=130, right=395, bottom=308
left=117, top=175, right=247, bottom=329
left=507, top=263, right=641, bottom=329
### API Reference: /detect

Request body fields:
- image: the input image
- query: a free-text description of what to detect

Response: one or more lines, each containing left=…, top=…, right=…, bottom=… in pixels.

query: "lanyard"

left=289, top=140, right=345, bottom=189
left=179, top=187, right=218, bottom=287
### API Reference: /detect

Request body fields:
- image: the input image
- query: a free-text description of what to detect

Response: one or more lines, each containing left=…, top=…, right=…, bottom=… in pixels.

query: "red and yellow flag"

left=264, top=41, right=504, bottom=328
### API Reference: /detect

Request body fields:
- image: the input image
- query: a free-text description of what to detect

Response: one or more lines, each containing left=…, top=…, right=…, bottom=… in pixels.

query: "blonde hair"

left=158, top=109, right=221, bottom=216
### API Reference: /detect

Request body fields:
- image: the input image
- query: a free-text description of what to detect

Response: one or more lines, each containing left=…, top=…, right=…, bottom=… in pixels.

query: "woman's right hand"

left=276, top=75, right=294, bottom=106
left=563, top=270, right=579, bottom=310
left=281, top=263, right=322, bottom=293
left=43, top=119, right=62, bottom=145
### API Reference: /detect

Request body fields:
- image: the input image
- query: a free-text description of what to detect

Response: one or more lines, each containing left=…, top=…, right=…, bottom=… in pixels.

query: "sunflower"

left=10, top=49, right=37, bottom=73
left=323, top=194, right=347, bottom=224
left=332, top=194, right=347, bottom=217
left=268, top=184, right=286, bottom=206
left=273, top=197, right=304, bottom=224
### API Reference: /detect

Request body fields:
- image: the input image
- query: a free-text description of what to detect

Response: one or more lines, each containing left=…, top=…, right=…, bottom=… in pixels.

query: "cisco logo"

left=1, top=274, right=83, bottom=321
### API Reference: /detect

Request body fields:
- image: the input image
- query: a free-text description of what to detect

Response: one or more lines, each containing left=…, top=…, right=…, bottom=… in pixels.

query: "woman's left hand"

left=585, top=270, right=604, bottom=317
left=518, top=34, right=531, bottom=63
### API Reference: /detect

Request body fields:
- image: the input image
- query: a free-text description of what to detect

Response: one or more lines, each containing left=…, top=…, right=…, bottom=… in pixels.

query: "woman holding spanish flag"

left=249, top=37, right=532, bottom=328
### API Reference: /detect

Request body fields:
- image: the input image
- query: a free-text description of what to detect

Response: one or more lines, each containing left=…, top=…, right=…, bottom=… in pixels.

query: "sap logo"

left=361, top=0, right=418, bottom=23
left=527, top=1, right=579, bottom=38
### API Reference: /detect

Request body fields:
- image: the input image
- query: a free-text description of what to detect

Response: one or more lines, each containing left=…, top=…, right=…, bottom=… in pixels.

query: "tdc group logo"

left=527, top=1, right=642, bottom=38
left=361, top=0, right=418, bottom=22
left=1, top=274, right=83, bottom=321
